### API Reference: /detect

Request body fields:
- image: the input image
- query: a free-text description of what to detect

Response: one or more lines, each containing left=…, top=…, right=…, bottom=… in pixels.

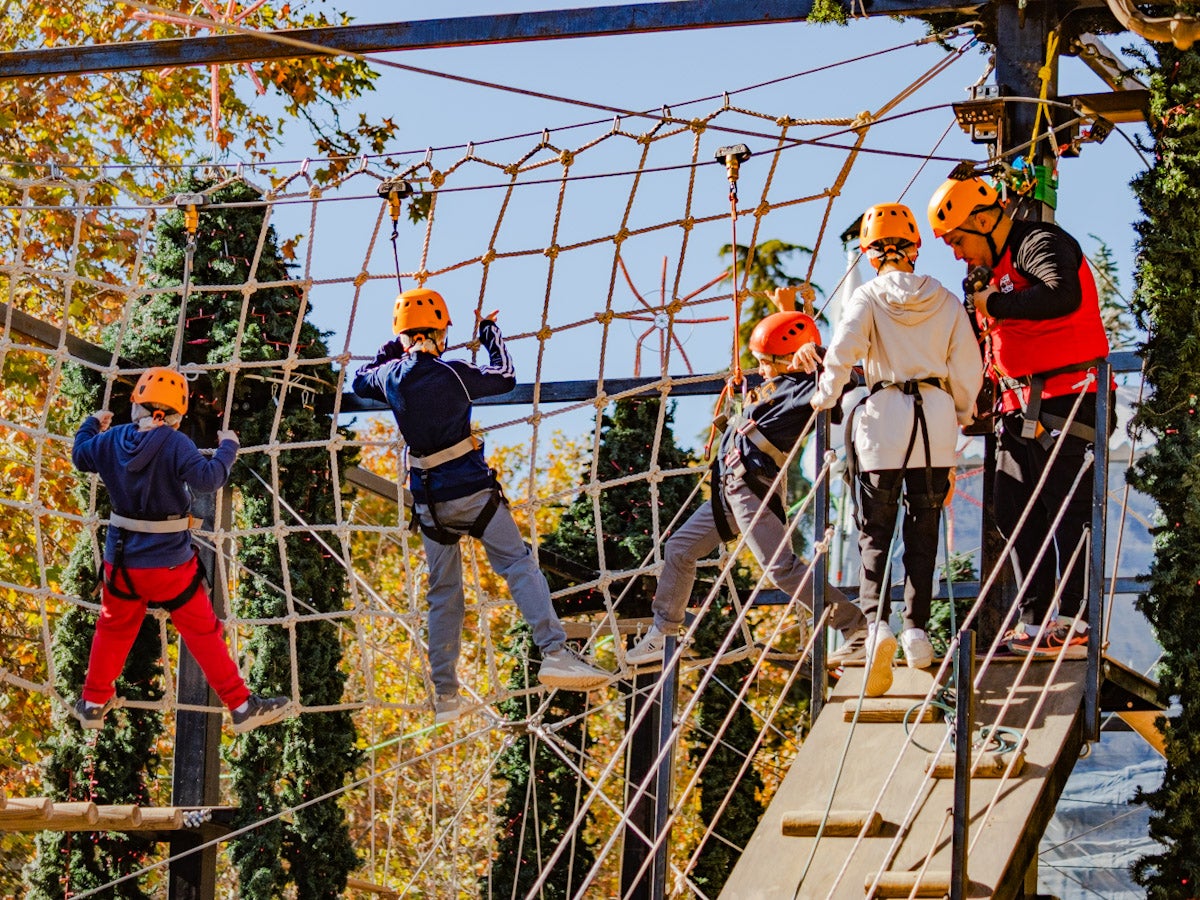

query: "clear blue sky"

left=247, top=3, right=1150, bottom=447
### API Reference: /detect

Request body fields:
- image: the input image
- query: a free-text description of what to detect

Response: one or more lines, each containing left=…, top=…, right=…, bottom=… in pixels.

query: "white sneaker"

left=827, top=628, right=868, bottom=666
left=538, top=648, right=611, bottom=691
left=626, top=625, right=668, bottom=667
left=434, top=692, right=462, bottom=725
left=901, top=628, right=934, bottom=670
left=864, top=622, right=896, bottom=697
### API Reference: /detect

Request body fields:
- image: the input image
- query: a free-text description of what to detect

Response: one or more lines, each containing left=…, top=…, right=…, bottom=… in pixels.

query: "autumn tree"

left=0, top=4, right=397, bottom=892
left=29, top=177, right=358, bottom=898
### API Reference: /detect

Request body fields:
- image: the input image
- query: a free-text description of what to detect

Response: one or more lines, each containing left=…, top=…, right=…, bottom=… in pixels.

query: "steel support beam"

left=0, top=0, right=981, bottom=81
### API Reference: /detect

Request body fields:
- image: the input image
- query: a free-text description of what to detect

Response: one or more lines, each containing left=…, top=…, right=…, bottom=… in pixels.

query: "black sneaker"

left=231, top=694, right=289, bottom=733
left=73, top=698, right=112, bottom=730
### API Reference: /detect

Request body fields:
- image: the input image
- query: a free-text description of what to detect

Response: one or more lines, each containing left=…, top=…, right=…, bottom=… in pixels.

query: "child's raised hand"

left=92, top=411, right=113, bottom=431
left=791, top=343, right=822, bottom=374
left=216, top=429, right=239, bottom=446
left=768, top=286, right=797, bottom=312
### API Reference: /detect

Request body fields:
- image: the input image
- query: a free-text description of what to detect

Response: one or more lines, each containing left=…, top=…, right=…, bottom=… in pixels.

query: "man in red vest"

left=929, top=177, right=1110, bottom=657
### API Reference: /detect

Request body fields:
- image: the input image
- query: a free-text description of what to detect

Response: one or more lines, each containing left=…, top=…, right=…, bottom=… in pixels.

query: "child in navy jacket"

left=353, top=288, right=610, bottom=724
left=71, top=367, right=287, bottom=733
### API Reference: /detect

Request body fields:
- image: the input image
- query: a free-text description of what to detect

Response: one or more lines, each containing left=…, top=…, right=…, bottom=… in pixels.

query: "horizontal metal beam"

left=340, top=350, right=1141, bottom=411
left=0, top=0, right=983, bottom=80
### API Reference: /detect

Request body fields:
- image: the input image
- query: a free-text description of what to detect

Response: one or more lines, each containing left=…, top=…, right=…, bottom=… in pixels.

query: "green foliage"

left=686, top=604, right=767, bottom=895
left=1126, top=40, right=1200, bottom=899
left=32, top=177, right=359, bottom=898
left=486, top=397, right=764, bottom=894
left=720, top=240, right=819, bottom=372
left=482, top=625, right=594, bottom=899
left=27, top=352, right=165, bottom=900
left=928, top=549, right=977, bottom=658
left=809, top=0, right=850, bottom=25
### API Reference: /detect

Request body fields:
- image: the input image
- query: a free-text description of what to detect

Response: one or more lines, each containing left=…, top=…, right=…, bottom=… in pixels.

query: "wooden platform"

left=720, top=659, right=1087, bottom=899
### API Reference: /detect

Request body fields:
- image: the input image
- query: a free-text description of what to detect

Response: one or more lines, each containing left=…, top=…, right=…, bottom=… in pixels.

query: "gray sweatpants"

left=416, top=489, right=566, bottom=695
left=652, top=475, right=866, bottom=637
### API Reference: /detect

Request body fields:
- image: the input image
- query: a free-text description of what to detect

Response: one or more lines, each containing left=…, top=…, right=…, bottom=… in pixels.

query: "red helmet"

left=749, top=312, right=821, bottom=359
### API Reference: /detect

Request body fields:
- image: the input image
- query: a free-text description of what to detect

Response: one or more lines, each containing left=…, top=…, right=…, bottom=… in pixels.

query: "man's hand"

left=973, top=285, right=997, bottom=318
left=216, top=429, right=239, bottom=445
left=477, top=308, right=500, bottom=326
left=944, top=468, right=957, bottom=507
left=92, top=411, right=113, bottom=431
left=791, top=342, right=822, bottom=374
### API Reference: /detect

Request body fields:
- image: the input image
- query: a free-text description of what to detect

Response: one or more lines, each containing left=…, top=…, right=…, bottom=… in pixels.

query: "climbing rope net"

left=0, top=24, right=1154, bottom=899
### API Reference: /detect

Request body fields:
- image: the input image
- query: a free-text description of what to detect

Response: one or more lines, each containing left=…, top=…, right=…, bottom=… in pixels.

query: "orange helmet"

left=859, top=203, right=921, bottom=252
left=393, top=287, right=452, bottom=335
left=132, top=367, right=188, bottom=415
left=927, top=177, right=1000, bottom=238
left=749, top=312, right=821, bottom=359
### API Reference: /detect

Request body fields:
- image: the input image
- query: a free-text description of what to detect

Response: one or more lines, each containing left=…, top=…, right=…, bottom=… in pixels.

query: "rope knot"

left=681, top=216, right=695, bottom=232
left=614, top=227, right=630, bottom=244
left=595, top=310, right=615, bottom=325
left=537, top=325, right=554, bottom=341
left=689, top=118, right=707, bottom=133
left=559, top=150, right=575, bottom=167
left=353, top=271, right=368, bottom=288
left=481, top=248, right=497, bottom=264
left=543, top=244, right=560, bottom=260
left=429, top=170, right=445, bottom=189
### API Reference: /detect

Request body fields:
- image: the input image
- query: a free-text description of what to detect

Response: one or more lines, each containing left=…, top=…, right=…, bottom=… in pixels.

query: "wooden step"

left=869, top=870, right=951, bottom=897
left=0, top=797, right=53, bottom=821
left=842, top=698, right=940, bottom=723
left=927, top=749, right=1025, bottom=779
left=781, top=809, right=883, bottom=837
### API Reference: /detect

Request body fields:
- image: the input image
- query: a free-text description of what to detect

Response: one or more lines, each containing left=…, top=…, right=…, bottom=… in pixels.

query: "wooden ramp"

left=720, top=659, right=1087, bottom=899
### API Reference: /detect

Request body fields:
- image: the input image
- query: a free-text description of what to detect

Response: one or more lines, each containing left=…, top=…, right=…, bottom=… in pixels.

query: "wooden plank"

left=0, top=1, right=984, bottom=81
left=843, top=697, right=941, bottom=723
left=130, top=807, right=186, bottom=831
left=719, top=662, right=1088, bottom=899
left=927, top=750, right=1025, bottom=779
left=781, top=810, right=882, bottom=838
left=1117, top=711, right=1166, bottom=758
left=871, top=871, right=952, bottom=897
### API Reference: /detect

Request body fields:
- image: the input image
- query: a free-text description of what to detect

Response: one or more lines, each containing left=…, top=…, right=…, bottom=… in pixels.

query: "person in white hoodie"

left=796, top=203, right=983, bottom=696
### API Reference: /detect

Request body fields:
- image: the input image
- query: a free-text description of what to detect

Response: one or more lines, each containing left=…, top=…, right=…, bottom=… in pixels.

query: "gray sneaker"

left=538, top=648, right=611, bottom=691
left=827, top=628, right=868, bottom=666
left=434, top=692, right=462, bottom=725
left=231, top=694, right=289, bottom=733
left=73, top=698, right=112, bottom=730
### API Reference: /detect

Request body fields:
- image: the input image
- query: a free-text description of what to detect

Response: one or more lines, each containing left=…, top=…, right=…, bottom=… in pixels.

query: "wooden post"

left=168, top=487, right=229, bottom=900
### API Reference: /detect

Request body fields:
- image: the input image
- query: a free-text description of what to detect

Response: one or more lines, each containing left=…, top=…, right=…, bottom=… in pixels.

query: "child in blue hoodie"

left=353, top=288, right=610, bottom=724
left=71, top=367, right=288, bottom=733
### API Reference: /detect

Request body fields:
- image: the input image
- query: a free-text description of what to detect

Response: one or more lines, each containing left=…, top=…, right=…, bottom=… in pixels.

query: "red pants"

left=83, top=557, right=251, bottom=710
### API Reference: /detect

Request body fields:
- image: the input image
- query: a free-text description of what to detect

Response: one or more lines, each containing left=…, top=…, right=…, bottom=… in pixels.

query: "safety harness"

left=996, top=358, right=1105, bottom=448
left=103, top=513, right=206, bottom=612
left=709, top=412, right=790, bottom=543
left=406, top=435, right=506, bottom=546
left=845, top=377, right=947, bottom=524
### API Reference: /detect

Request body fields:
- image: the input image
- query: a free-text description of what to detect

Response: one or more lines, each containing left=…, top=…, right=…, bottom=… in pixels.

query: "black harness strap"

left=709, top=455, right=737, bottom=543
left=999, top=357, right=1105, bottom=445
left=411, top=477, right=507, bottom=546
left=103, top=531, right=208, bottom=613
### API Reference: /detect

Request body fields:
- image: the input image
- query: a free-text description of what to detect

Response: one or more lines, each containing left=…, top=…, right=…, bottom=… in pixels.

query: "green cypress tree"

left=1127, top=43, right=1200, bottom=899
left=483, top=397, right=764, bottom=895
left=30, top=176, right=358, bottom=897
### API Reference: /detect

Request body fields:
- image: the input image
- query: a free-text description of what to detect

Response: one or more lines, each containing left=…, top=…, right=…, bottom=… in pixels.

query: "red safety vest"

left=985, top=235, right=1109, bottom=413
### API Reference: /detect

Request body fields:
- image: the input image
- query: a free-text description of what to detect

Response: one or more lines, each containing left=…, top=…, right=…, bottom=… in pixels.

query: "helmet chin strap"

left=954, top=205, right=1003, bottom=265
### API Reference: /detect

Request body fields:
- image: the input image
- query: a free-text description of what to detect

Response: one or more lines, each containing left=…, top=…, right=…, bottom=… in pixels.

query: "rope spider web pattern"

left=0, top=33, right=1136, bottom=898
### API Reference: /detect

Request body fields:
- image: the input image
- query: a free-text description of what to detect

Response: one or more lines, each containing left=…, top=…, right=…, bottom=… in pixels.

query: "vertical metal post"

left=977, top=0, right=1060, bottom=648
left=652, top=644, right=678, bottom=900
left=1085, top=361, right=1110, bottom=741
left=811, top=409, right=829, bottom=720
left=168, top=486, right=229, bottom=900
left=620, top=657, right=675, bottom=900
left=951, top=628, right=976, bottom=900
